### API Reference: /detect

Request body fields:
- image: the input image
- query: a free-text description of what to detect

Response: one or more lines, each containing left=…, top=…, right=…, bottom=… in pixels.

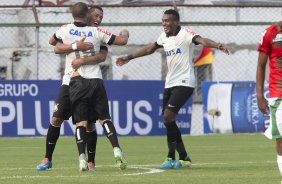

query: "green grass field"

left=0, top=134, right=280, bottom=184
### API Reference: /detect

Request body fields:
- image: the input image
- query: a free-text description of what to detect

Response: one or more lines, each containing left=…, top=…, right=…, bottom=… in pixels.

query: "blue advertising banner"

left=0, top=80, right=192, bottom=137
left=202, top=81, right=269, bottom=134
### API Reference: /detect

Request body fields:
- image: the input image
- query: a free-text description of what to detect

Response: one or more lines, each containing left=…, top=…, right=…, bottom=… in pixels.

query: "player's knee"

left=100, top=119, right=109, bottom=125
left=51, top=117, right=64, bottom=127
left=277, top=138, right=282, bottom=151
left=163, top=109, right=176, bottom=123
left=86, top=123, right=96, bottom=132
left=76, top=121, right=87, bottom=127
left=163, top=114, right=175, bottom=124
left=98, top=119, right=104, bottom=125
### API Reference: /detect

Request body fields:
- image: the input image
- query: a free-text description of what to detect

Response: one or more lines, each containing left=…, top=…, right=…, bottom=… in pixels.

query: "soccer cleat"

left=160, top=158, right=175, bottom=169
left=87, top=162, right=95, bottom=171
left=79, top=154, right=87, bottom=171
left=113, top=147, right=127, bottom=170
left=174, top=160, right=192, bottom=169
left=36, top=158, right=52, bottom=171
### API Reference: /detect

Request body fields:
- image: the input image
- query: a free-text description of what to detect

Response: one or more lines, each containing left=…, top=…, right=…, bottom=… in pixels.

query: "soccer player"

left=116, top=9, right=229, bottom=169
left=36, top=5, right=109, bottom=171
left=256, top=21, right=282, bottom=182
left=52, top=2, right=128, bottom=171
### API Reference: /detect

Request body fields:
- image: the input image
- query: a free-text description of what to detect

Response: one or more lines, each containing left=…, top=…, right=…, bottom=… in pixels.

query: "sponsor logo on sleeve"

left=185, top=28, right=196, bottom=36
left=97, top=27, right=112, bottom=36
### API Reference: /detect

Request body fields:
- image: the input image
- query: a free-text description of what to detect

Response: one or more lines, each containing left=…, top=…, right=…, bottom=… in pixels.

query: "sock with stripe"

left=102, top=120, right=120, bottom=148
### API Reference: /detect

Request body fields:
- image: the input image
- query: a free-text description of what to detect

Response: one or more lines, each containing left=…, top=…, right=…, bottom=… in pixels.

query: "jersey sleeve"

left=96, top=27, right=114, bottom=45
left=55, top=24, right=67, bottom=40
left=258, top=27, right=273, bottom=55
left=156, top=33, right=164, bottom=46
left=184, top=27, right=200, bottom=44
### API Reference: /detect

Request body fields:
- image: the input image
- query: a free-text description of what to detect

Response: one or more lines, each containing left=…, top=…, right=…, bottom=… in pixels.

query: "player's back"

left=56, top=23, right=109, bottom=80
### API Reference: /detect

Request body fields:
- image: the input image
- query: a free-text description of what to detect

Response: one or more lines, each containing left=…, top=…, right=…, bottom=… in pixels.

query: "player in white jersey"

left=36, top=5, right=108, bottom=172
left=116, top=9, right=229, bottom=169
left=53, top=2, right=128, bottom=171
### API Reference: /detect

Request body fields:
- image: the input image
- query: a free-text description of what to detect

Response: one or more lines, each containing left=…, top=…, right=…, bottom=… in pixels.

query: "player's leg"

left=173, top=87, right=194, bottom=168
left=161, top=108, right=177, bottom=169
left=72, top=99, right=88, bottom=172
left=268, top=98, right=282, bottom=179
left=94, top=80, right=120, bottom=148
left=37, top=85, right=71, bottom=171
left=161, top=86, right=194, bottom=169
left=86, top=122, right=97, bottom=171
left=100, top=119, right=120, bottom=148
left=75, top=121, right=88, bottom=171
left=69, top=76, right=91, bottom=171
left=160, top=88, right=176, bottom=168
left=99, top=119, right=127, bottom=170
left=36, top=117, right=63, bottom=171
left=95, top=79, right=127, bottom=170
left=45, top=118, right=63, bottom=160
left=276, top=138, right=282, bottom=180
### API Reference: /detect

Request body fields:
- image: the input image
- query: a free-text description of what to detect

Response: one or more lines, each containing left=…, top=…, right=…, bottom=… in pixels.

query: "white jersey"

left=55, top=22, right=113, bottom=85
left=62, top=73, right=71, bottom=86
left=156, top=26, right=199, bottom=88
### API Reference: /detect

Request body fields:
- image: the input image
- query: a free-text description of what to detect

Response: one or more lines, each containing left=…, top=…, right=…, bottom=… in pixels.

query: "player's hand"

left=76, top=36, right=93, bottom=51
left=119, top=29, right=129, bottom=38
left=116, top=55, right=130, bottom=66
left=257, top=96, right=269, bottom=115
left=72, top=58, right=83, bottom=69
left=218, top=44, right=230, bottom=55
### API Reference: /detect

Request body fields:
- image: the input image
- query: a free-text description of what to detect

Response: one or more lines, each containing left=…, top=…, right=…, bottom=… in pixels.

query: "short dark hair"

left=164, top=9, right=179, bottom=21
left=89, top=6, right=103, bottom=13
left=71, top=2, right=88, bottom=19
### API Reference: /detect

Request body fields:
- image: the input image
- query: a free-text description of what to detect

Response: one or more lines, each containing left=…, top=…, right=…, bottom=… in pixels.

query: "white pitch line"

left=0, top=160, right=275, bottom=172
left=0, top=175, right=50, bottom=179
left=119, top=166, right=164, bottom=176
left=0, top=165, right=165, bottom=180
left=0, top=160, right=276, bottom=180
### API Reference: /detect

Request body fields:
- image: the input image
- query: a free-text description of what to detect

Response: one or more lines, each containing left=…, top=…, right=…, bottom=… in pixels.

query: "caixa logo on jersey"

left=166, top=48, right=182, bottom=56
left=69, top=29, right=93, bottom=37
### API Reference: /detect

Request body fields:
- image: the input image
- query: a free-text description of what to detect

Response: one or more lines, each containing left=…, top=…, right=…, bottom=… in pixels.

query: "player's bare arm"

left=256, top=52, right=269, bottom=115
left=116, top=43, right=159, bottom=66
left=194, top=37, right=229, bottom=55
left=49, top=35, right=57, bottom=46
left=54, top=37, right=94, bottom=54
left=112, top=29, right=129, bottom=45
left=72, top=49, right=108, bottom=69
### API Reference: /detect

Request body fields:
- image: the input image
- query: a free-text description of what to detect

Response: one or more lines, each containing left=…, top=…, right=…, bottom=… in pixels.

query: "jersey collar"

left=73, top=21, right=87, bottom=27
left=166, top=26, right=181, bottom=37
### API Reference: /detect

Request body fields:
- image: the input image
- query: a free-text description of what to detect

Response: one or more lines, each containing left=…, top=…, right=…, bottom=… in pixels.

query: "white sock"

left=277, top=155, right=282, bottom=176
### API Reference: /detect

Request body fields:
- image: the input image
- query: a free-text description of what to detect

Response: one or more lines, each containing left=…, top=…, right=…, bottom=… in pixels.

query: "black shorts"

left=162, top=86, right=194, bottom=114
left=69, top=76, right=110, bottom=124
left=52, top=85, right=71, bottom=120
